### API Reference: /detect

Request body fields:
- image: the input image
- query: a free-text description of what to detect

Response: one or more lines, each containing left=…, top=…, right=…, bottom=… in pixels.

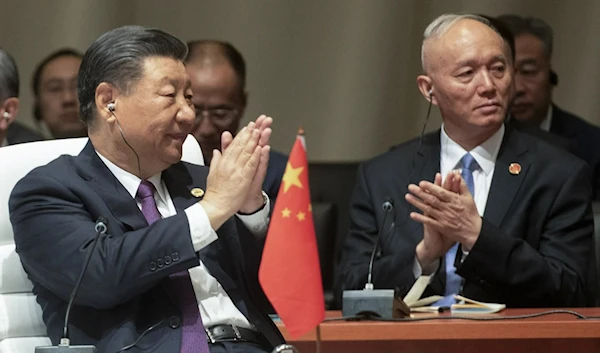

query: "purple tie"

left=136, top=180, right=211, bottom=353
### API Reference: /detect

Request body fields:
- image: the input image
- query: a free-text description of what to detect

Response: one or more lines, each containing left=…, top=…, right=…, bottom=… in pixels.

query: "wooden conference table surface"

left=276, top=309, right=600, bottom=353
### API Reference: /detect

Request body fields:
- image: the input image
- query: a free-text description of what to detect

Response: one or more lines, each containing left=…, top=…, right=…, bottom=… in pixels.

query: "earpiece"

left=106, top=101, right=141, bottom=177
left=428, top=89, right=433, bottom=99
left=2, top=112, right=9, bottom=120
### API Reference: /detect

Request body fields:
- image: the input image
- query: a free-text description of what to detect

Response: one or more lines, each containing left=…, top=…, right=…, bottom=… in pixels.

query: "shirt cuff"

left=236, top=197, right=271, bottom=238
left=185, top=203, right=219, bottom=252
left=413, top=255, right=440, bottom=278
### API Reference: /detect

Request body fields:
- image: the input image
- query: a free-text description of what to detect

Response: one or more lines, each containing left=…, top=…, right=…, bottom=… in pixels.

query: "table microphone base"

left=342, top=289, right=410, bottom=318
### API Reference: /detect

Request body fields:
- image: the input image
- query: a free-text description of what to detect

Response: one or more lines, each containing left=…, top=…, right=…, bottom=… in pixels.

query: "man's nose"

left=513, top=74, right=526, bottom=95
left=62, top=88, right=77, bottom=105
left=478, top=71, right=497, bottom=97
left=193, top=113, right=219, bottom=137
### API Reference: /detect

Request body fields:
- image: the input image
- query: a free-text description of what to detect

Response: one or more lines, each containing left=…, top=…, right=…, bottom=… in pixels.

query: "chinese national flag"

left=259, top=132, right=325, bottom=339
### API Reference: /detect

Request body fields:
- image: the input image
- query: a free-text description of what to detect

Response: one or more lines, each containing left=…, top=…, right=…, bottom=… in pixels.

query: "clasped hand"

left=201, top=115, right=272, bottom=229
left=406, top=171, right=482, bottom=268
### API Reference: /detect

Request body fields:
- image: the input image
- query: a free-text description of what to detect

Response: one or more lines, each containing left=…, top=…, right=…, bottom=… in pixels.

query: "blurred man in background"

left=185, top=41, right=287, bottom=200
left=499, top=15, right=600, bottom=199
left=0, top=46, right=42, bottom=146
left=32, top=48, right=86, bottom=139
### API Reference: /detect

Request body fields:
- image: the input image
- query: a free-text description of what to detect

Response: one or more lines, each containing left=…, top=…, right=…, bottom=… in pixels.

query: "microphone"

left=365, top=198, right=394, bottom=289
left=271, top=344, right=300, bottom=353
left=35, top=217, right=108, bottom=353
left=342, top=198, right=410, bottom=319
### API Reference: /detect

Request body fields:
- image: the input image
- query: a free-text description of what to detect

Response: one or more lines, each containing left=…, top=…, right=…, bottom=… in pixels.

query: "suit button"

left=156, top=258, right=164, bottom=268
left=169, top=316, right=181, bottom=329
left=148, top=261, right=157, bottom=272
left=172, top=252, right=180, bottom=262
left=164, top=255, right=172, bottom=265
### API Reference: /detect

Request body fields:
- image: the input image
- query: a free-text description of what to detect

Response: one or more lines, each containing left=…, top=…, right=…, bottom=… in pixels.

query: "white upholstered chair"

left=0, top=136, right=204, bottom=352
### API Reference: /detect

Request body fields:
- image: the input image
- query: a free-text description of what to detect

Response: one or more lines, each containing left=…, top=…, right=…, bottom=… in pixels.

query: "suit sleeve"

left=457, top=161, right=593, bottom=307
left=10, top=172, right=200, bottom=310
left=336, top=163, right=435, bottom=298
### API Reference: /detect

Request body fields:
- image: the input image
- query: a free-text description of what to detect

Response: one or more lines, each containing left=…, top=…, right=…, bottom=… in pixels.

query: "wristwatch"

left=237, top=191, right=269, bottom=215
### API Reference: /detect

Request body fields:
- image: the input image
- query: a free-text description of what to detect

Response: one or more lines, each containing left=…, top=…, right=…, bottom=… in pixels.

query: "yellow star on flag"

left=282, top=208, right=291, bottom=218
left=282, top=162, right=304, bottom=193
left=296, top=211, right=306, bottom=221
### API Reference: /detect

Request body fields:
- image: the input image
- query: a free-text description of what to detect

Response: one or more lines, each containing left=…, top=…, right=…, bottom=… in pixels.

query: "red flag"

left=259, top=132, right=325, bottom=338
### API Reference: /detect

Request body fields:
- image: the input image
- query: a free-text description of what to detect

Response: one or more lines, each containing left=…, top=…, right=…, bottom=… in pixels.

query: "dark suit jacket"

left=549, top=104, right=600, bottom=200
left=264, top=150, right=287, bottom=200
left=6, top=122, right=43, bottom=145
left=9, top=142, right=284, bottom=352
left=337, top=126, right=593, bottom=307
left=508, top=118, right=574, bottom=153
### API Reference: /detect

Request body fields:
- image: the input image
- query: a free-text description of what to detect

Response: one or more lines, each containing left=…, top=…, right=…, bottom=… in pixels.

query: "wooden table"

left=276, top=309, right=600, bottom=353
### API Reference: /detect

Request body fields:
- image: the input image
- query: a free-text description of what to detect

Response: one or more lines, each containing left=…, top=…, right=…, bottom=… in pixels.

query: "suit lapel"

left=484, top=127, right=530, bottom=227
left=162, top=162, right=207, bottom=211
left=75, top=142, right=148, bottom=230
left=411, top=131, right=442, bottom=185
left=402, top=131, right=441, bottom=224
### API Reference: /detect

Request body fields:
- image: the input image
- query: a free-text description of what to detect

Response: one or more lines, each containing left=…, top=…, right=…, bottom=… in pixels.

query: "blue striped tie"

left=434, top=153, right=477, bottom=306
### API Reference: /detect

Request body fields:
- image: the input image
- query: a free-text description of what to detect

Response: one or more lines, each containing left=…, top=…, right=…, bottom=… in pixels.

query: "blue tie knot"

left=462, top=153, right=478, bottom=172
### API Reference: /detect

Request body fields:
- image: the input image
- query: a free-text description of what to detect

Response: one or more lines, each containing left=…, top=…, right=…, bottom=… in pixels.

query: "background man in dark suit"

left=10, top=26, right=284, bottom=352
left=185, top=40, right=287, bottom=201
left=0, top=46, right=43, bottom=146
left=498, top=14, right=600, bottom=200
left=337, top=14, right=593, bottom=308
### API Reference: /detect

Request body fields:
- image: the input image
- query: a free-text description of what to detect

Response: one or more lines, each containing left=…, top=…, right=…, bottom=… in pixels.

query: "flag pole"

left=315, top=323, right=322, bottom=353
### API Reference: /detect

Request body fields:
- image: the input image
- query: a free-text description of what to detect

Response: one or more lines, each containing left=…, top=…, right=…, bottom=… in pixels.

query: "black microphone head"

left=95, top=216, right=109, bottom=234
left=382, top=198, right=394, bottom=212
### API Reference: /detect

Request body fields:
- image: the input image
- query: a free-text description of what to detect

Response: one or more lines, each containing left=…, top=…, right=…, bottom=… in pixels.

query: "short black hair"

left=0, top=46, right=19, bottom=101
left=497, top=14, right=553, bottom=58
left=32, top=48, right=82, bottom=97
left=186, top=40, right=246, bottom=89
left=77, top=25, right=188, bottom=125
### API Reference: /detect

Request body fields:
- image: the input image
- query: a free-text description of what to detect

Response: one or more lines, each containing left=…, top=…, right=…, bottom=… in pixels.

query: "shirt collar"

left=440, top=124, right=505, bottom=176
left=539, top=105, right=553, bottom=131
left=96, top=152, right=167, bottom=204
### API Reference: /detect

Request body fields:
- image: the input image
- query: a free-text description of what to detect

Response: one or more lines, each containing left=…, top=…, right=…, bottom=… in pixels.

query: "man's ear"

left=95, top=82, right=118, bottom=123
left=1, top=97, right=19, bottom=125
left=417, top=75, right=437, bottom=105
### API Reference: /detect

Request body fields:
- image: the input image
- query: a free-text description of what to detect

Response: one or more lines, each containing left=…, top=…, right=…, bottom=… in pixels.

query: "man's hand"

left=221, top=115, right=273, bottom=214
left=201, top=121, right=263, bottom=229
left=412, top=173, right=456, bottom=271
left=406, top=171, right=481, bottom=251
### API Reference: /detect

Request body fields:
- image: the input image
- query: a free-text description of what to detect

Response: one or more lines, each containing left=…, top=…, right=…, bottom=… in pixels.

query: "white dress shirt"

left=413, top=124, right=505, bottom=277
left=538, top=105, right=553, bottom=132
left=97, top=152, right=270, bottom=329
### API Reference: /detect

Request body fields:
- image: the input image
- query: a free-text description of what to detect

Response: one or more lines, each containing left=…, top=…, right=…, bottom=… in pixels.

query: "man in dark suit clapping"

left=337, top=14, right=593, bottom=308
